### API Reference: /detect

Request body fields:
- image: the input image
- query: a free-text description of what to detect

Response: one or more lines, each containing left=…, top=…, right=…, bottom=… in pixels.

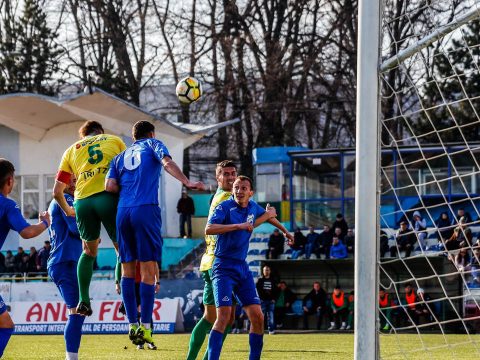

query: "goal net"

left=377, top=0, right=480, bottom=358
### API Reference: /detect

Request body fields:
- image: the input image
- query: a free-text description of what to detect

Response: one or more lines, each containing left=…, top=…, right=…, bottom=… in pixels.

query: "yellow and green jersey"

left=58, top=134, right=126, bottom=200
left=199, top=187, right=231, bottom=271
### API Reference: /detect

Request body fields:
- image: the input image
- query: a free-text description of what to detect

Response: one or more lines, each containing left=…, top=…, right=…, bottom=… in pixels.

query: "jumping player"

left=105, top=120, right=205, bottom=347
left=53, top=120, right=126, bottom=316
left=186, top=160, right=238, bottom=360
left=47, top=176, right=84, bottom=360
left=205, top=176, right=293, bottom=360
left=0, top=159, right=51, bottom=357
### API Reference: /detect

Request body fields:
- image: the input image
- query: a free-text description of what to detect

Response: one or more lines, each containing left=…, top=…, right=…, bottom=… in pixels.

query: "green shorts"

left=74, top=191, right=118, bottom=242
left=201, top=269, right=215, bottom=306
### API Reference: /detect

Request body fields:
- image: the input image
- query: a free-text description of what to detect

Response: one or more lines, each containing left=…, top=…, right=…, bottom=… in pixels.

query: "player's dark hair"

left=0, top=159, right=15, bottom=188
left=132, top=120, right=155, bottom=140
left=79, top=121, right=104, bottom=138
left=235, top=175, right=254, bottom=190
left=215, top=160, right=237, bottom=176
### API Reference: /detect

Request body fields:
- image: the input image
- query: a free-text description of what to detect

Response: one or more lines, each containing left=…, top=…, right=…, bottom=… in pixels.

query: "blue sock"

left=249, top=333, right=264, bottom=360
left=121, top=277, right=138, bottom=324
left=207, top=329, right=224, bottom=360
left=65, top=314, right=85, bottom=353
left=0, top=327, right=13, bottom=357
left=139, top=282, right=155, bottom=325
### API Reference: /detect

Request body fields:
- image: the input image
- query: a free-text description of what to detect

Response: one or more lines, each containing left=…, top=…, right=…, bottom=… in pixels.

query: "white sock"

left=342, top=322, right=346, bottom=327
left=330, top=322, right=335, bottom=326
left=66, top=352, right=78, bottom=360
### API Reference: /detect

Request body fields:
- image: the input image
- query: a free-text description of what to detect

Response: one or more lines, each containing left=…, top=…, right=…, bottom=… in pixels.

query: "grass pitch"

left=4, top=333, right=480, bottom=359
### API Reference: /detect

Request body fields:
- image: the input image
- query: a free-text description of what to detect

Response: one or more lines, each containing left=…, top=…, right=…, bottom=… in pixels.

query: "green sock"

left=115, top=257, right=122, bottom=284
left=201, top=324, right=232, bottom=360
left=77, top=253, right=96, bottom=305
left=187, top=317, right=213, bottom=360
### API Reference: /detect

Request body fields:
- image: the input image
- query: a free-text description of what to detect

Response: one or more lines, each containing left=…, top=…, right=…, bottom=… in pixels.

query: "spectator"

left=0, top=251, right=5, bottom=273
left=256, top=265, right=277, bottom=334
left=435, top=212, right=453, bottom=242
left=36, top=241, right=51, bottom=272
left=330, top=236, right=347, bottom=259
left=331, top=213, right=348, bottom=238
left=177, top=190, right=195, bottom=238
left=445, top=217, right=472, bottom=251
left=4, top=251, right=14, bottom=273
left=275, top=281, right=296, bottom=328
left=380, top=229, right=389, bottom=258
left=346, top=291, right=354, bottom=330
left=467, top=247, right=480, bottom=285
left=344, top=229, right=355, bottom=255
left=302, top=281, right=327, bottom=330
left=415, top=288, right=434, bottom=325
left=333, top=227, right=344, bottom=242
left=14, top=247, right=25, bottom=272
left=451, top=208, right=472, bottom=226
left=290, top=228, right=306, bottom=259
left=452, top=248, right=470, bottom=272
left=305, top=226, right=320, bottom=259
left=328, top=285, right=349, bottom=330
left=412, top=211, right=427, bottom=250
left=390, top=221, right=416, bottom=258
left=319, top=225, right=333, bottom=259
left=267, top=229, right=285, bottom=259
left=401, top=283, right=418, bottom=325
left=18, top=253, right=30, bottom=273
left=27, top=246, right=38, bottom=273
left=379, top=288, right=395, bottom=331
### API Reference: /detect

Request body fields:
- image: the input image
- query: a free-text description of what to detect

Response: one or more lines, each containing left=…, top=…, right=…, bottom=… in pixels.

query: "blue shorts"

left=48, top=261, right=79, bottom=309
left=117, top=205, right=163, bottom=263
left=212, top=258, right=260, bottom=308
left=0, top=295, right=7, bottom=315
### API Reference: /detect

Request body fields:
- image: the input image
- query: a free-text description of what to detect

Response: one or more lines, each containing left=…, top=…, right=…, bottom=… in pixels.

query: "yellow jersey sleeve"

left=58, top=147, right=74, bottom=175
left=199, top=189, right=232, bottom=271
left=58, top=134, right=126, bottom=199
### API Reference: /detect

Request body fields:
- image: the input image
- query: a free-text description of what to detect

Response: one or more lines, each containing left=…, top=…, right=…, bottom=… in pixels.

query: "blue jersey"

left=47, top=194, right=82, bottom=268
left=107, top=138, right=170, bottom=208
left=208, top=199, right=265, bottom=261
left=0, top=194, right=29, bottom=248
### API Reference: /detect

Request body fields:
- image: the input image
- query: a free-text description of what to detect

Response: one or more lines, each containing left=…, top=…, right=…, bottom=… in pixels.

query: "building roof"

left=0, top=89, right=238, bottom=147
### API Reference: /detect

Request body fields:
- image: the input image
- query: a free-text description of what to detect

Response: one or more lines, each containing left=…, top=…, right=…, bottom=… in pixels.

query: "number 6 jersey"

left=57, top=134, right=126, bottom=199
left=107, top=138, right=170, bottom=208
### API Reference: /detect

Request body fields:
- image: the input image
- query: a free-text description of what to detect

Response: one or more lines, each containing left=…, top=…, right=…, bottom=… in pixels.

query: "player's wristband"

left=41, top=220, right=49, bottom=229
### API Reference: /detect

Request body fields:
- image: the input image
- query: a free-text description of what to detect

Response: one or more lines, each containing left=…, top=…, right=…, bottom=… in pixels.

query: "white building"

left=0, top=89, right=237, bottom=250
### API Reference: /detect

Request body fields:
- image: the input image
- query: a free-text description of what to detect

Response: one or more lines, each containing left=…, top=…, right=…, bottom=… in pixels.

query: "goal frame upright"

left=354, top=0, right=382, bottom=359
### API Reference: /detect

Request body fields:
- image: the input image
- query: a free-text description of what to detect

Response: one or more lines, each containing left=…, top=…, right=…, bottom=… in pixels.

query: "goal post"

left=354, top=0, right=382, bottom=359
left=356, top=0, right=480, bottom=359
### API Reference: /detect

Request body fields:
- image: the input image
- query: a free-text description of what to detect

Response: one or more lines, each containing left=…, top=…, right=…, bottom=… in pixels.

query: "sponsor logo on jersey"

left=222, top=296, right=230, bottom=302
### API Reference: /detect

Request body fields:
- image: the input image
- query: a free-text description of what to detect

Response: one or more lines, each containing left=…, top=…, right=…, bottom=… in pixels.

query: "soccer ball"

left=176, top=76, right=202, bottom=104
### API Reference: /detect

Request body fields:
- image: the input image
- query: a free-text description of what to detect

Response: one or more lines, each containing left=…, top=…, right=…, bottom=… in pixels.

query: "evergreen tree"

left=0, top=0, right=61, bottom=95
left=418, top=20, right=480, bottom=143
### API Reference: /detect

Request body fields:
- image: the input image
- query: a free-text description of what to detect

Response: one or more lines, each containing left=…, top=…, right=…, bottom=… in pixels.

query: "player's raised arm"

left=53, top=179, right=75, bottom=217
left=205, top=222, right=253, bottom=235
left=161, top=156, right=206, bottom=191
left=19, top=211, right=51, bottom=239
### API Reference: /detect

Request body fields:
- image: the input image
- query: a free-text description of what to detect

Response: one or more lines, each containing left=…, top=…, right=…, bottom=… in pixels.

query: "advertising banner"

left=11, top=298, right=184, bottom=334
